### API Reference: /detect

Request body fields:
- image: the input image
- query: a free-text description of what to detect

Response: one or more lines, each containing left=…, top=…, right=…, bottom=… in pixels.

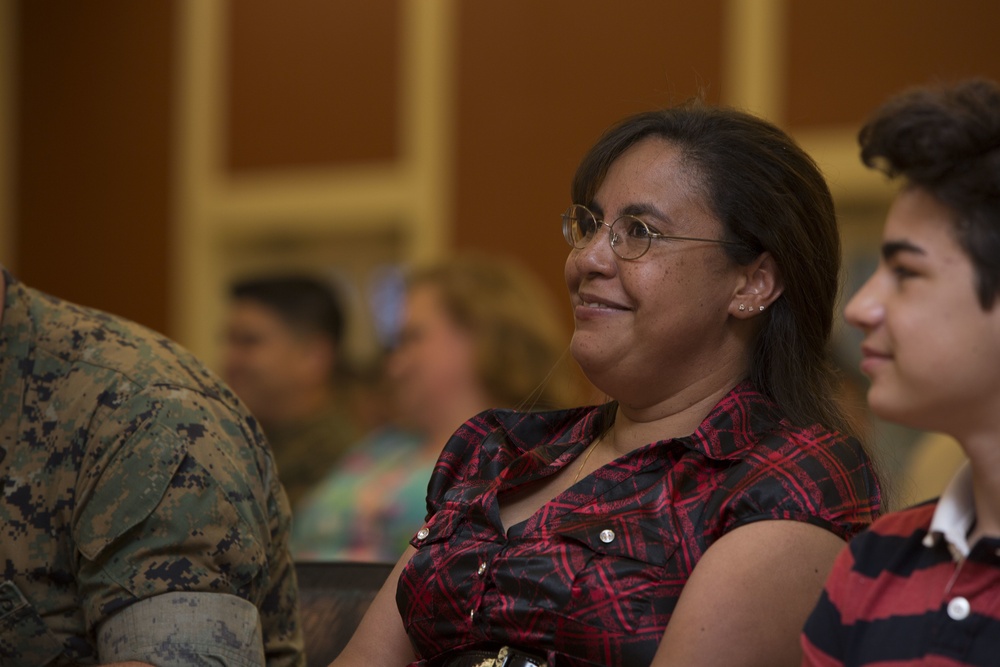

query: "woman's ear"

left=729, top=252, right=783, bottom=318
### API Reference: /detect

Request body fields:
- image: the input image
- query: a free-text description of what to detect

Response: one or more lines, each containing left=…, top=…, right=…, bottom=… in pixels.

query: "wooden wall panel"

left=14, top=0, right=174, bottom=334
left=227, top=0, right=401, bottom=170
left=453, top=1, right=725, bottom=322
left=786, top=0, right=1000, bottom=127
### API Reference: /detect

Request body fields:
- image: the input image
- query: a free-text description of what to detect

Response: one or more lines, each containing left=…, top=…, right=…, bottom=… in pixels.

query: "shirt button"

left=947, top=596, right=971, bottom=621
left=599, top=529, right=615, bottom=544
left=469, top=609, right=475, bottom=620
left=477, top=562, right=487, bottom=576
left=416, top=527, right=430, bottom=540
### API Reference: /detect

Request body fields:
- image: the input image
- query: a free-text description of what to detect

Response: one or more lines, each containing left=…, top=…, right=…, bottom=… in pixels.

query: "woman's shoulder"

left=695, top=383, right=858, bottom=460
left=742, top=416, right=875, bottom=493
left=703, top=390, right=882, bottom=540
left=766, top=417, right=865, bottom=454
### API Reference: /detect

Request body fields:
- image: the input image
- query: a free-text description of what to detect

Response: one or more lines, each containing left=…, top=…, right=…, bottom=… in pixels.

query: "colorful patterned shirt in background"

left=262, top=402, right=359, bottom=511
left=0, top=271, right=303, bottom=666
left=802, top=463, right=1000, bottom=667
left=397, top=383, right=882, bottom=667
left=291, top=427, right=428, bottom=563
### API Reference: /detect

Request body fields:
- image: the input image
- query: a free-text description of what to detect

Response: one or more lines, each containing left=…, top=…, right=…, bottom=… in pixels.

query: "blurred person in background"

left=223, top=275, right=358, bottom=510
left=291, top=255, right=585, bottom=562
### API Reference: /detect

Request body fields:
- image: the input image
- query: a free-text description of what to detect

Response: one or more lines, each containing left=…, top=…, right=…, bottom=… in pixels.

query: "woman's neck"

left=607, top=379, right=738, bottom=455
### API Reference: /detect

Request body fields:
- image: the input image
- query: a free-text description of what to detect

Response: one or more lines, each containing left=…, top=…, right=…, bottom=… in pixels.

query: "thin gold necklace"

left=572, top=434, right=605, bottom=484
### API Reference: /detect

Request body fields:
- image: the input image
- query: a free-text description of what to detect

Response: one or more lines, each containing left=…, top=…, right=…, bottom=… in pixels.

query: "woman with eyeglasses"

left=331, top=103, right=882, bottom=667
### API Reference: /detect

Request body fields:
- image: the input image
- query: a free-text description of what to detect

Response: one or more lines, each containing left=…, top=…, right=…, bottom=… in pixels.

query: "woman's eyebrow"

left=621, top=203, right=669, bottom=221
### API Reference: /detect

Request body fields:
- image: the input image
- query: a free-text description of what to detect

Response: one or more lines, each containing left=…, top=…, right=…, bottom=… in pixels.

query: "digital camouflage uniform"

left=0, top=271, right=304, bottom=666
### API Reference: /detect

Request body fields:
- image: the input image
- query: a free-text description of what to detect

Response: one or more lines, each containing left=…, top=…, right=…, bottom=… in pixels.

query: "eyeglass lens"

left=562, top=205, right=651, bottom=260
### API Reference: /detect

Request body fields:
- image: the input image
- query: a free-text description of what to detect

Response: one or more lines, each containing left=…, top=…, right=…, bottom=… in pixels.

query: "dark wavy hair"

left=859, top=77, right=1000, bottom=310
left=572, top=102, right=851, bottom=434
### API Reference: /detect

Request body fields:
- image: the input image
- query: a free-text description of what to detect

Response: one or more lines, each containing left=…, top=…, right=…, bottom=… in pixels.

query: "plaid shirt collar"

left=491, top=380, right=783, bottom=462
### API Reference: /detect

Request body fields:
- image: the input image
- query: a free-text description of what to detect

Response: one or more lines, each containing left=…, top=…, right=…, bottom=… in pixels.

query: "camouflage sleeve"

left=71, top=384, right=303, bottom=666
left=96, top=591, right=264, bottom=666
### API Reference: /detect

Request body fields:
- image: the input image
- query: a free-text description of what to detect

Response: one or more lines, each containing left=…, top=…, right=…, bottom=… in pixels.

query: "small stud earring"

left=739, top=304, right=746, bottom=311
left=759, top=304, right=765, bottom=311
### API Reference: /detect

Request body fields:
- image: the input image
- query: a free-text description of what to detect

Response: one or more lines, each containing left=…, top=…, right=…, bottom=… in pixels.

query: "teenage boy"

left=801, top=78, right=1000, bottom=666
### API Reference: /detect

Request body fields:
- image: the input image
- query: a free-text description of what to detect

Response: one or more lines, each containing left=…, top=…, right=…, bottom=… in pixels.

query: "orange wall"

left=14, top=0, right=174, bottom=334
left=785, top=1, right=1000, bottom=127
left=452, top=1, right=725, bottom=319
left=11, top=1, right=1000, bottom=338
left=226, top=1, right=401, bottom=171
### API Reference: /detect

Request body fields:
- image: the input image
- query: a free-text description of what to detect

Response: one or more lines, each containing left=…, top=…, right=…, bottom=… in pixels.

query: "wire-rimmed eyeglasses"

left=561, top=204, right=743, bottom=260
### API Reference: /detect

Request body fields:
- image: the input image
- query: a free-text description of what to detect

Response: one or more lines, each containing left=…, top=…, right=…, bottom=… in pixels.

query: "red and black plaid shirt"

left=398, top=382, right=882, bottom=667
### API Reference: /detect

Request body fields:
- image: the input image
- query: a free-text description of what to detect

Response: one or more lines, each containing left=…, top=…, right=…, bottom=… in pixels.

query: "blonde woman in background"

left=291, top=254, right=584, bottom=562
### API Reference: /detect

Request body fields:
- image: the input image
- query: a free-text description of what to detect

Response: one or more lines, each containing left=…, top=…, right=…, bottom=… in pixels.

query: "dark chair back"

left=294, top=560, right=395, bottom=667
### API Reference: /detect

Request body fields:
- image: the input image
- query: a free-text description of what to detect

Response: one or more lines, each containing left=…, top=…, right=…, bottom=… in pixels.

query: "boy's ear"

left=728, top=252, right=783, bottom=318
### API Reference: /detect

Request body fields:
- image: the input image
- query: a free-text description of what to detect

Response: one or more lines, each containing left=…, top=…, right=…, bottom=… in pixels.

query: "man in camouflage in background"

left=0, top=269, right=304, bottom=666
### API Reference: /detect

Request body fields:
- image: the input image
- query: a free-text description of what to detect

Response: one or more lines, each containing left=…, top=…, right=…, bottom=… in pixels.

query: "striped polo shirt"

left=801, top=462, right=1000, bottom=666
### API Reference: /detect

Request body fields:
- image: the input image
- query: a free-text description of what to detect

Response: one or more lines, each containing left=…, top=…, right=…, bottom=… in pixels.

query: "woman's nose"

left=574, top=224, right=618, bottom=274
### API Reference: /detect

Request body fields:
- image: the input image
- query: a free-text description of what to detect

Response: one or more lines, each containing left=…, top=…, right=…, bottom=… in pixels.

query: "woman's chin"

left=569, top=341, right=609, bottom=378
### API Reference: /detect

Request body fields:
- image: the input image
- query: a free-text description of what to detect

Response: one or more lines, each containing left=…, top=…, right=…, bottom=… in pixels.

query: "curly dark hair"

left=859, top=77, right=1000, bottom=309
